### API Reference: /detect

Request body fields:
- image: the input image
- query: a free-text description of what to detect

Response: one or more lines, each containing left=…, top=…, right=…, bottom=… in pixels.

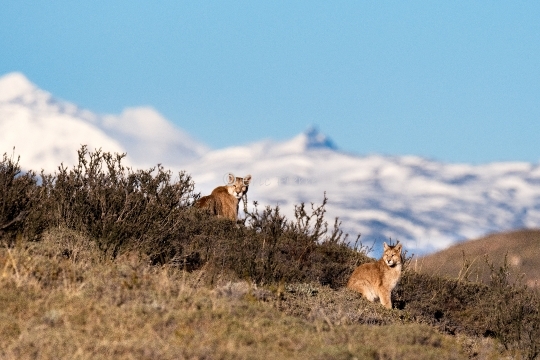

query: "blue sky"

left=2, top=1, right=540, bottom=164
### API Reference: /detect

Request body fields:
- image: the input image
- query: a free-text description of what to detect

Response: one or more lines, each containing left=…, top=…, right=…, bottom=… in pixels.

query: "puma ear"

left=243, top=175, right=252, bottom=185
left=395, top=243, right=402, bottom=252
left=383, top=242, right=389, bottom=250
left=227, top=173, right=235, bottom=185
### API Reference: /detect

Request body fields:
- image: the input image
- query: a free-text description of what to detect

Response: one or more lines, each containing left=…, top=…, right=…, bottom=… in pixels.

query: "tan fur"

left=347, top=242, right=403, bottom=309
left=195, top=173, right=252, bottom=221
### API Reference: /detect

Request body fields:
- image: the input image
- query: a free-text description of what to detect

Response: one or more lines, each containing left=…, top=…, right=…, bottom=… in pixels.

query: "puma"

left=347, top=242, right=403, bottom=309
left=195, top=173, right=251, bottom=221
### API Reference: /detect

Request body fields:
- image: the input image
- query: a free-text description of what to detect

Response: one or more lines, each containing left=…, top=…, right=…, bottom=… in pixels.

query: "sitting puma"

left=347, top=242, right=403, bottom=309
left=195, top=173, right=252, bottom=221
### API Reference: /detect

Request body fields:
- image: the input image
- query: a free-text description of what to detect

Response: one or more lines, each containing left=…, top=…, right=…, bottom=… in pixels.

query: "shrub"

left=483, top=256, right=540, bottom=359
left=4, top=146, right=366, bottom=288
left=0, top=150, right=40, bottom=243
left=195, top=198, right=368, bottom=287
left=395, top=256, right=540, bottom=358
left=36, top=146, right=199, bottom=257
left=143, top=196, right=368, bottom=288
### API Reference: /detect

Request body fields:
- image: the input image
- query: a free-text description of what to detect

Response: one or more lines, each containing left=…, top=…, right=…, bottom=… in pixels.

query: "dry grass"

left=415, top=229, right=540, bottom=288
left=2, top=147, right=539, bottom=359
left=0, top=228, right=504, bottom=360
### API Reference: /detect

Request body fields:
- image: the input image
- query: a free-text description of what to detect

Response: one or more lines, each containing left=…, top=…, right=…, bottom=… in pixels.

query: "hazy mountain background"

left=2, top=72, right=540, bottom=255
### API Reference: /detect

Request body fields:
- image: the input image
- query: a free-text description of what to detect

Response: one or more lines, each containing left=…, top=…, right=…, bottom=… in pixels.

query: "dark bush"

left=483, top=256, right=540, bottom=359
left=197, top=198, right=368, bottom=287
left=37, top=146, right=199, bottom=256
left=395, top=271, right=490, bottom=335
left=395, top=256, right=540, bottom=359
left=4, top=146, right=365, bottom=288
left=145, top=196, right=368, bottom=288
left=0, top=150, right=40, bottom=243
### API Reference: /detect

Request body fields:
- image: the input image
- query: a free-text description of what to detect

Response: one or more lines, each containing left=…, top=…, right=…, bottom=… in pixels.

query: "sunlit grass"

left=0, top=229, right=506, bottom=360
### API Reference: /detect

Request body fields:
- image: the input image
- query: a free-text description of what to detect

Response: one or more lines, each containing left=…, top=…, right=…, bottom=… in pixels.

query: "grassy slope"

left=415, top=229, right=540, bottom=287
left=0, top=229, right=503, bottom=360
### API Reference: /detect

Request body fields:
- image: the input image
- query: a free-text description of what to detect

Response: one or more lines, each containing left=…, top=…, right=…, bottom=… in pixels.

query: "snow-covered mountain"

left=186, top=134, right=540, bottom=255
left=1, top=72, right=539, bottom=255
left=0, top=72, right=208, bottom=171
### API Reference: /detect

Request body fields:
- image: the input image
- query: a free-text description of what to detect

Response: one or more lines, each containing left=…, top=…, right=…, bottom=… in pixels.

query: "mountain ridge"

left=2, top=72, right=540, bottom=255
left=186, top=140, right=540, bottom=255
left=0, top=72, right=208, bottom=171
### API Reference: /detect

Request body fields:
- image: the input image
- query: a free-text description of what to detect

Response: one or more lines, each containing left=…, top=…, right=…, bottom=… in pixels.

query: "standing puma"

left=347, top=242, right=403, bottom=309
left=195, top=173, right=252, bottom=221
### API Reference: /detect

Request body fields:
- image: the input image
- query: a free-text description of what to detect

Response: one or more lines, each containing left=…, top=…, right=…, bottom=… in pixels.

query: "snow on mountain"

left=2, top=72, right=539, bottom=255
left=272, top=126, right=337, bottom=154
left=0, top=72, right=125, bottom=171
left=0, top=72, right=208, bottom=172
left=99, top=107, right=209, bottom=169
left=186, top=132, right=540, bottom=255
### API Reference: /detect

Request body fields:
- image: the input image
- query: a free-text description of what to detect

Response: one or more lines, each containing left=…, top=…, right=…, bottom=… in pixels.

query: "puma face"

left=226, top=173, right=252, bottom=199
left=382, top=242, right=402, bottom=267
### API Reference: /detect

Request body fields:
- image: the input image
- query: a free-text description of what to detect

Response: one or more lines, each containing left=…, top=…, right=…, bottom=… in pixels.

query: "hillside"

left=1, top=147, right=539, bottom=359
left=0, top=230, right=505, bottom=360
left=416, top=229, right=540, bottom=287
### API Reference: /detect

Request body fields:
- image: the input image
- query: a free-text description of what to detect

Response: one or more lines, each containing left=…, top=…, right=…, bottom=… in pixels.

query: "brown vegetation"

left=1, top=147, right=539, bottom=359
left=0, top=229, right=502, bottom=359
left=416, top=229, right=540, bottom=288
